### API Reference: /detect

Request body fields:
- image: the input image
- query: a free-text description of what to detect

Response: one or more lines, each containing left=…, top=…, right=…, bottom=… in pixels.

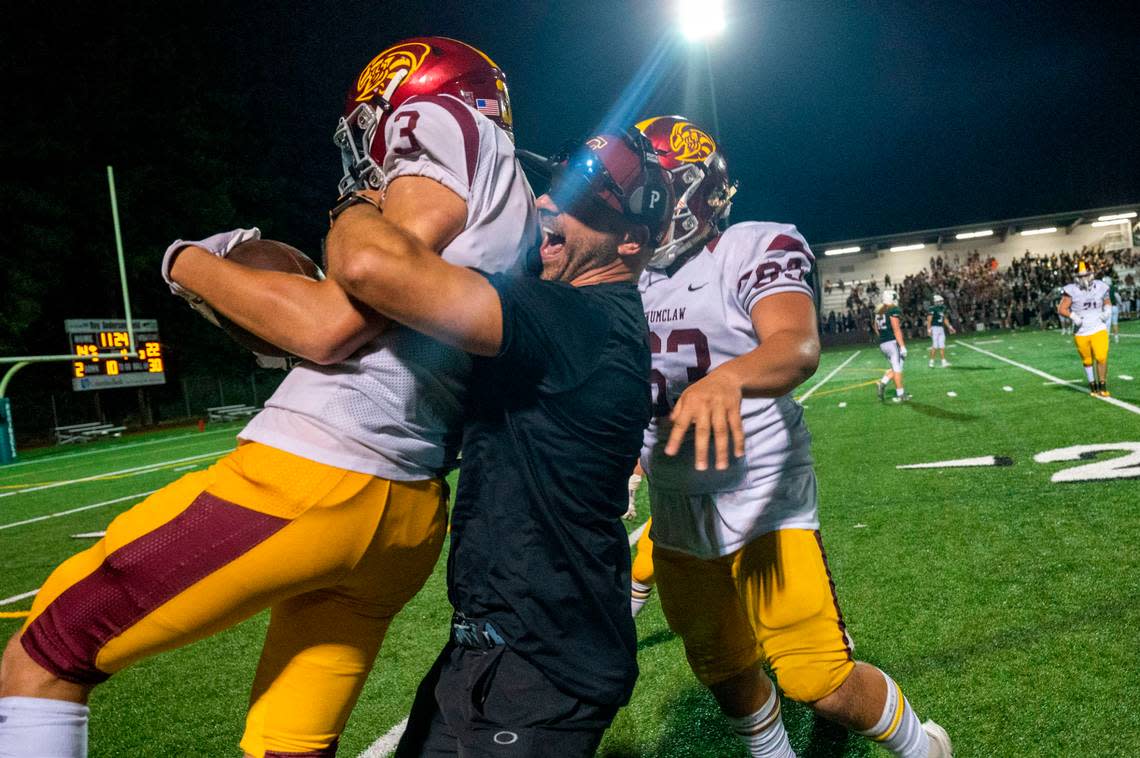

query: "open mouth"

left=540, top=226, right=566, bottom=261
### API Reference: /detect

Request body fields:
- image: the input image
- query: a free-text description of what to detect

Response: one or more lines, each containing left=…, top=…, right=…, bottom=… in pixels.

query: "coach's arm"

left=326, top=177, right=504, bottom=357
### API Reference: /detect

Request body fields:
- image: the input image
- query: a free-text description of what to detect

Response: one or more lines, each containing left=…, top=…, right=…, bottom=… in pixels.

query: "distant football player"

left=0, top=37, right=537, bottom=758
left=1058, top=260, right=1112, bottom=396
left=1103, top=275, right=1121, bottom=343
left=324, top=130, right=670, bottom=756
left=874, top=289, right=911, bottom=402
left=633, top=115, right=951, bottom=758
left=926, top=293, right=956, bottom=367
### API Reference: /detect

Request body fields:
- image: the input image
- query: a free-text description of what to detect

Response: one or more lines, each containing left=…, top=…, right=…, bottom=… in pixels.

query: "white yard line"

left=960, top=342, right=1140, bottom=416
left=0, top=589, right=40, bottom=607
left=357, top=521, right=652, bottom=758
left=797, top=351, right=861, bottom=402
left=358, top=718, right=409, bottom=758
left=0, top=427, right=237, bottom=472
left=0, top=450, right=228, bottom=499
left=0, top=490, right=158, bottom=531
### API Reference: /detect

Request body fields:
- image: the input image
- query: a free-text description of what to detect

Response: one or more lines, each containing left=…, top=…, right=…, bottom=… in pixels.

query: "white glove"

left=162, top=227, right=261, bottom=297
left=1101, top=306, right=1113, bottom=323
left=899, top=346, right=908, bottom=360
left=623, top=473, right=642, bottom=521
left=1070, top=314, right=1083, bottom=328
left=161, top=227, right=261, bottom=326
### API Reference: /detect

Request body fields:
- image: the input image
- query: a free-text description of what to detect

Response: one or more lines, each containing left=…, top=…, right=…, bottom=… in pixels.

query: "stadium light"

left=1091, top=219, right=1129, bottom=228
left=678, top=0, right=726, bottom=42
left=955, top=229, right=994, bottom=240
left=1097, top=211, right=1136, bottom=221
left=890, top=243, right=925, bottom=252
left=1020, top=226, right=1057, bottom=236
left=824, top=246, right=861, bottom=256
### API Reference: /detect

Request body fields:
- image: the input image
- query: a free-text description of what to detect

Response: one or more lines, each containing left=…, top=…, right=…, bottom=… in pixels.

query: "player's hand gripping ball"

left=217, top=239, right=324, bottom=357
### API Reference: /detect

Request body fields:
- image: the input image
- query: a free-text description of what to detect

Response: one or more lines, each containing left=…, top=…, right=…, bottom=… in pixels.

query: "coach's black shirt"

left=449, top=272, right=650, bottom=706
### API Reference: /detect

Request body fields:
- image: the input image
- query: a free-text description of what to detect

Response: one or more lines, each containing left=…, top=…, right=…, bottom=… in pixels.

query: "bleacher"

left=55, top=422, right=126, bottom=445
left=206, top=404, right=260, bottom=422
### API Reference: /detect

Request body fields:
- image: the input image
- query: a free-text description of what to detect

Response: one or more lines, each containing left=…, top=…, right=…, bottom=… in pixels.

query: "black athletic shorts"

left=395, top=640, right=619, bottom=757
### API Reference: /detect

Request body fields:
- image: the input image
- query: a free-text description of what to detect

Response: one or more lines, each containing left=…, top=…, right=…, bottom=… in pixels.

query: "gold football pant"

left=20, top=442, right=447, bottom=757
left=1074, top=329, right=1109, bottom=366
left=654, top=529, right=855, bottom=703
left=631, top=517, right=656, bottom=586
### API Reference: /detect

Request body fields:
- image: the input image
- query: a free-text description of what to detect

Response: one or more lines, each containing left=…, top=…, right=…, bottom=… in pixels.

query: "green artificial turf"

left=1, top=323, right=1137, bottom=756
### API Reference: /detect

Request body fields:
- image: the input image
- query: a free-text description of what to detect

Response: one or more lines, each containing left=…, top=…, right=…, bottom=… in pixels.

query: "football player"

left=0, top=37, right=537, bottom=758
left=874, top=289, right=911, bottom=401
left=926, top=293, right=956, bottom=367
left=633, top=115, right=951, bottom=758
left=1103, top=275, right=1121, bottom=343
left=1058, top=260, right=1112, bottom=396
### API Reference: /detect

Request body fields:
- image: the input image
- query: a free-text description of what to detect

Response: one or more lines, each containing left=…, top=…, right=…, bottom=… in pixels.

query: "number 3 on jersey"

left=649, top=328, right=710, bottom=417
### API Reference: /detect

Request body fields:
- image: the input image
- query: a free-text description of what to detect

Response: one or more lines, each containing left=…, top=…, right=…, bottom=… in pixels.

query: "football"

left=216, top=239, right=323, bottom=357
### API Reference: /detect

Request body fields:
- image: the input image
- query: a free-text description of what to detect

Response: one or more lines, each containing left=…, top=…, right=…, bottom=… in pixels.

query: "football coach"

left=325, top=130, right=673, bottom=755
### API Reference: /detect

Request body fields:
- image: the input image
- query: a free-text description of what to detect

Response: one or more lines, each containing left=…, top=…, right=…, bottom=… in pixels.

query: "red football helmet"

left=334, top=36, right=513, bottom=195
left=635, top=115, right=737, bottom=269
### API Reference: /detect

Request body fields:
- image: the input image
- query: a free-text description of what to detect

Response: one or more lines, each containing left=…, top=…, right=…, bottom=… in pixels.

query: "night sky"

left=7, top=0, right=1138, bottom=245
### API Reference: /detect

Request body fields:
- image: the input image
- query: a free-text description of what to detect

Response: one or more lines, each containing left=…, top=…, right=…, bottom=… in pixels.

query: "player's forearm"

left=714, top=330, right=820, bottom=398
left=327, top=204, right=503, bottom=356
left=171, top=247, right=383, bottom=364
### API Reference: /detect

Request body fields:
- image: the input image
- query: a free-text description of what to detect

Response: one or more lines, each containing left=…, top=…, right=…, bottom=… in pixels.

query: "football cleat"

left=923, top=720, right=954, bottom=758
left=941, top=360, right=950, bottom=367
left=928, top=359, right=935, bottom=368
left=877, top=382, right=886, bottom=401
left=892, top=393, right=912, bottom=403
left=1099, top=388, right=1111, bottom=397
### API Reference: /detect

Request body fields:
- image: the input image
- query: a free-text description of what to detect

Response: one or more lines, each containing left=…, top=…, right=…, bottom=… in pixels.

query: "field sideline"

left=1, top=323, right=1137, bottom=757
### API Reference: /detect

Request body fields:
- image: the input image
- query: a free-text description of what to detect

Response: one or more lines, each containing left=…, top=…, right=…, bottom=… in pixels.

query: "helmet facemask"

left=647, top=158, right=736, bottom=270
left=334, top=69, right=411, bottom=196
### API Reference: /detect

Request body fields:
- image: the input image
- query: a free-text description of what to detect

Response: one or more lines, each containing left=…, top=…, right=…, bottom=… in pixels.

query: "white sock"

left=1084, top=365, right=1095, bottom=382
left=880, top=374, right=892, bottom=385
left=856, top=671, right=928, bottom=758
left=896, top=387, right=905, bottom=397
left=631, top=580, right=653, bottom=616
left=0, top=696, right=89, bottom=758
left=725, top=680, right=795, bottom=758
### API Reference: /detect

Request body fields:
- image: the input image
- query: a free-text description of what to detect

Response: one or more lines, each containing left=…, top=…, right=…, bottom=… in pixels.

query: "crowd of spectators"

left=820, top=245, right=1138, bottom=338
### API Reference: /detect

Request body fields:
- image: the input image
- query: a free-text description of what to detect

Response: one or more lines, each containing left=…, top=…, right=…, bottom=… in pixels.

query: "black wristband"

left=329, top=191, right=381, bottom=224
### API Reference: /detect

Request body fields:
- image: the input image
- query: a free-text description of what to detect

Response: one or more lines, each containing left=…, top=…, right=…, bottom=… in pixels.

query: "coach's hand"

left=664, top=370, right=745, bottom=472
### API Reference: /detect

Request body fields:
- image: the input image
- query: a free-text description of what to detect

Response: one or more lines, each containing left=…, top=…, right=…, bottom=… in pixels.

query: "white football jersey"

left=241, top=95, right=539, bottom=479
left=1062, top=279, right=1110, bottom=337
left=639, top=222, right=819, bottom=558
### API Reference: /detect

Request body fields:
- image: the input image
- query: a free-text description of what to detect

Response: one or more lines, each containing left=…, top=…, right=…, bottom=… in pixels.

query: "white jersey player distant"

left=1058, top=260, right=1112, bottom=396
left=0, top=37, right=537, bottom=758
left=631, top=115, right=952, bottom=758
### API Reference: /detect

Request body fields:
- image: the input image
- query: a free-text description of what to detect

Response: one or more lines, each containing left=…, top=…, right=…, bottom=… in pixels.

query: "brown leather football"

left=217, top=239, right=322, bottom=357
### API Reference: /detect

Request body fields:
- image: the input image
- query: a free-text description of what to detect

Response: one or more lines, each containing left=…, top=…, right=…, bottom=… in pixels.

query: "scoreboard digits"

left=65, top=319, right=166, bottom=391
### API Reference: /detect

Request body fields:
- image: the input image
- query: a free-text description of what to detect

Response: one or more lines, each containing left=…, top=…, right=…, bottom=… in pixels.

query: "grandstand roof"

left=818, top=202, right=1138, bottom=258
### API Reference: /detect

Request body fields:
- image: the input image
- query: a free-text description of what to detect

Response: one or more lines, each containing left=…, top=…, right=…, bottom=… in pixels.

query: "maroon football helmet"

left=635, top=115, right=737, bottom=269
left=334, top=36, right=512, bottom=194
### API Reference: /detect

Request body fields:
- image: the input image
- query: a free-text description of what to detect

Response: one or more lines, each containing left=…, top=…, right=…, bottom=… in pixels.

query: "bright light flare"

left=678, top=0, right=726, bottom=42
left=1020, top=227, right=1057, bottom=236
left=955, top=229, right=994, bottom=240
left=890, top=243, right=925, bottom=252
left=1097, top=211, right=1136, bottom=221
left=824, top=246, right=861, bottom=256
left=1091, top=219, right=1130, bottom=227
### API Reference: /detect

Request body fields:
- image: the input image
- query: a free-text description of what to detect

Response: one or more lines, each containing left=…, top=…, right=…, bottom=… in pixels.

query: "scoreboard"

left=66, top=319, right=166, bottom=391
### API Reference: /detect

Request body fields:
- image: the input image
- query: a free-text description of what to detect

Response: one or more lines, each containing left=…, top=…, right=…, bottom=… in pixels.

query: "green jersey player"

left=873, top=291, right=910, bottom=401
left=926, top=294, right=956, bottom=367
